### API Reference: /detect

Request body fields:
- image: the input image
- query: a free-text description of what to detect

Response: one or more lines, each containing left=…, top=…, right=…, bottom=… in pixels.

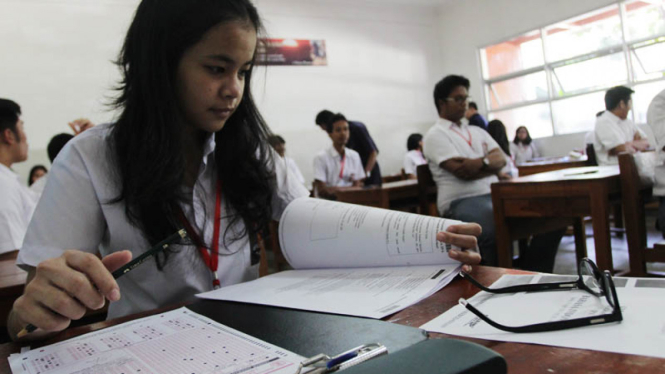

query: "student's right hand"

left=11, top=250, right=132, bottom=338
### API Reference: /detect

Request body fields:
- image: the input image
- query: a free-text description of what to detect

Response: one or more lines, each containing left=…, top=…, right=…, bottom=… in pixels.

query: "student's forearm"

left=365, top=151, right=378, bottom=174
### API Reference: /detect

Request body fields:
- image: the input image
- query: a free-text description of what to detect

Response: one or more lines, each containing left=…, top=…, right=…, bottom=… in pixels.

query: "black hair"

left=487, top=120, right=510, bottom=156
left=513, top=125, right=532, bottom=145
left=315, top=110, right=334, bottom=127
left=468, top=102, right=478, bottom=110
left=433, top=75, right=470, bottom=112
left=604, top=86, right=634, bottom=111
left=28, top=165, right=47, bottom=186
left=47, top=133, right=74, bottom=163
left=596, top=110, right=605, bottom=118
left=267, top=135, right=285, bottom=147
left=110, top=0, right=273, bottom=268
left=406, top=133, right=423, bottom=151
left=0, top=98, right=21, bottom=140
left=326, top=113, right=347, bottom=133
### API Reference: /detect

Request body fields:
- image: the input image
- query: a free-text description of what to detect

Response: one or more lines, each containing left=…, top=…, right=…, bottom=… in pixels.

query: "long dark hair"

left=110, top=0, right=273, bottom=267
left=487, top=120, right=510, bottom=156
left=513, top=125, right=532, bottom=145
left=406, top=133, right=422, bottom=151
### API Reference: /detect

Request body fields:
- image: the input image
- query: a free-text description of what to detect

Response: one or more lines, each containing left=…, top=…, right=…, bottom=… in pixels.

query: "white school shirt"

left=403, top=150, right=427, bottom=176
left=648, top=88, right=665, bottom=196
left=509, top=142, right=540, bottom=165
left=313, top=146, right=365, bottom=187
left=423, top=117, right=501, bottom=215
left=285, top=156, right=306, bottom=185
left=594, top=111, right=647, bottom=166
left=0, top=164, right=38, bottom=254
left=17, top=124, right=309, bottom=319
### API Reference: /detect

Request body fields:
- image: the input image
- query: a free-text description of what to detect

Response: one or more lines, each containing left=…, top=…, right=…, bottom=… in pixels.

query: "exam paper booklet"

left=197, top=197, right=464, bottom=319
left=420, top=274, right=665, bottom=359
left=9, top=308, right=304, bottom=374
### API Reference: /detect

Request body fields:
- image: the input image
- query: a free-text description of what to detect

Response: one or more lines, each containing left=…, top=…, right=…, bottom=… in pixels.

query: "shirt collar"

left=436, top=117, right=468, bottom=130
left=201, top=132, right=216, bottom=166
left=605, top=111, right=626, bottom=124
left=0, top=163, right=18, bottom=181
left=327, top=145, right=344, bottom=159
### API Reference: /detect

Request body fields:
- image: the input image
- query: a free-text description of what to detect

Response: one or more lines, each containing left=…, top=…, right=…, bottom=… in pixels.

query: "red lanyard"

left=338, top=153, right=346, bottom=179
left=178, top=179, right=223, bottom=289
left=450, top=124, right=473, bottom=148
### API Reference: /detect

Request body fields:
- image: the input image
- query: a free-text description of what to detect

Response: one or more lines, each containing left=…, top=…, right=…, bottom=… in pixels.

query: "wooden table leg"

left=492, top=188, right=512, bottom=268
left=590, top=186, right=613, bottom=273
left=572, top=217, right=588, bottom=264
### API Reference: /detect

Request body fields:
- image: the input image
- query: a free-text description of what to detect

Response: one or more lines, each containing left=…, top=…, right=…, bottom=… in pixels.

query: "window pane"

left=489, top=103, right=553, bottom=140
left=487, top=71, right=548, bottom=110
left=625, top=0, right=665, bottom=42
left=631, top=39, right=665, bottom=81
left=552, top=91, right=606, bottom=135
left=632, top=80, right=665, bottom=124
left=481, top=30, right=543, bottom=79
left=552, top=52, right=627, bottom=96
left=545, top=5, right=622, bottom=61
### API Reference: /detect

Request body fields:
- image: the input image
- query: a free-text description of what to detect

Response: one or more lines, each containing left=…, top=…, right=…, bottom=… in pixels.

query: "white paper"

left=9, top=308, right=303, bottom=374
left=279, top=198, right=464, bottom=269
left=198, top=265, right=460, bottom=319
left=421, top=274, right=665, bottom=359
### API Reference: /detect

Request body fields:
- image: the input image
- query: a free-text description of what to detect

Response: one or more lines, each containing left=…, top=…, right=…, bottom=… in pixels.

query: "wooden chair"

left=382, top=174, right=404, bottom=183
left=586, top=143, right=624, bottom=237
left=416, top=164, right=438, bottom=216
left=618, top=152, right=665, bottom=276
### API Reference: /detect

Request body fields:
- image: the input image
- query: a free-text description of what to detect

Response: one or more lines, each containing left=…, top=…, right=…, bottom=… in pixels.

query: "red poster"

left=256, top=39, right=327, bottom=66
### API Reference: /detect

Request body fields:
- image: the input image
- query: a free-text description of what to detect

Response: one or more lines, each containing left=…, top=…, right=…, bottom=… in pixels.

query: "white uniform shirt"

left=648, top=88, right=665, bottom=196
left=423, top=118, right=501, bottom=214
left=0, top=164, right=38, bottom=254
left=509, top=142, right=540, bottom=165
left=403, top=150, right=427, bottom=176
left=313, top=146, right=365, bottom=187
left=17, top=124, right=309, bottom=319
left=594, top=111, right=646, bottom=165
left=29, top=174, right=47, bottom=195
left=285, top=156, right=305, bottom=185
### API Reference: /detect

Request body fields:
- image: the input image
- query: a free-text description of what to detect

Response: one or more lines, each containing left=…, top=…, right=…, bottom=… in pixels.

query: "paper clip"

left=294, top=343, right=388, bottom=373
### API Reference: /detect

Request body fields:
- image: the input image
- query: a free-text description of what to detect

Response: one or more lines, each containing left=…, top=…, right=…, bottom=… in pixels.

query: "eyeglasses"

left=458, top=258, right=622, bottom=333
left=445, top=95, right=472, bottom=104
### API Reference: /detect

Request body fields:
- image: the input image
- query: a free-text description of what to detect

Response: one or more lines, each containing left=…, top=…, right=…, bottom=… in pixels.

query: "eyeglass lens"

left=579, top=260, right=604, bottom=296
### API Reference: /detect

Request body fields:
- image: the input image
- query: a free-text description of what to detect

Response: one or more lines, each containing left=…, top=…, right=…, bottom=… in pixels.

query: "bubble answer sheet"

left=8, top=307, right=304, bottom=374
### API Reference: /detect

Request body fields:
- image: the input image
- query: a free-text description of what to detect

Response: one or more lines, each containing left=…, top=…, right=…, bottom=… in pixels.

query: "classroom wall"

left=3, top=0, right=441, bottom=185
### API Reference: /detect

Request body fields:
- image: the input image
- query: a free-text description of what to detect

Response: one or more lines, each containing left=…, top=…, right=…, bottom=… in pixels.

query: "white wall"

left=435, top=0, right=618, bottom=157
left=2, top=0, right=441, bottom=184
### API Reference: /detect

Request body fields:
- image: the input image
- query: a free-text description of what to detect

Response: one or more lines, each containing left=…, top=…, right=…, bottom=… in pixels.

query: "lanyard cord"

left=450, top=125, right=473, bottom=148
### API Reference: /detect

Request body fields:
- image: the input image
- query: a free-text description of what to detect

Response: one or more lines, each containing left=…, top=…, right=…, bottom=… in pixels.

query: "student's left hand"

left=436, top=223, right=482, bottom=272
left=68, top=118, right=95, bottom=135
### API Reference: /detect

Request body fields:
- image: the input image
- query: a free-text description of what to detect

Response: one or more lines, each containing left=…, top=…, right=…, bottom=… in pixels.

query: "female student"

left=403, top=133, right=427, bottom=179
left=487, top=120, right=517, bottom=179
left=9, top=0, right=481, bottom=341
left=27, top=165, right=47, bottom=186
left=510, top=125, right=540, bottom=165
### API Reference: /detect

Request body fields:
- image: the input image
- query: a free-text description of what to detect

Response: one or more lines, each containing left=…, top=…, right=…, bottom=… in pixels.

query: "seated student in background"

left=313, top=114, right=365, bottom=198
left=424, top=75, right=563, bottom=271
left=648, top=88, right=665, bottom=237
left=403, top=133, right=427, bottom=179
left=268, top=135, right=306, bottom=185
left=0, top=99, right=39, bottom=256
left=27, top=165, right=47, bottom=187
left=594, top=86, right=650, bottom=165
left=10, top=0, right=481, bottom=343
left=510, top=126, right=540, bottom=165
left=315, top=110, right=382, bottom=186
left=487, top=120, right=518, bottom=179
left=465, top=102, right=487, bottom=131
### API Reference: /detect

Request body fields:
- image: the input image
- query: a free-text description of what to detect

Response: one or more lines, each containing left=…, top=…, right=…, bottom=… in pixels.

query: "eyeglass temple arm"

left=461, top=272, right=578, bottom=294
left=459, top=299, right=621, bottom=333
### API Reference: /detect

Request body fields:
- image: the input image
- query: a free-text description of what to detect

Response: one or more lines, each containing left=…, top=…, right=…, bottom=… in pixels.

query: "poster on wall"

left=256, top=39, right=327, bottom=66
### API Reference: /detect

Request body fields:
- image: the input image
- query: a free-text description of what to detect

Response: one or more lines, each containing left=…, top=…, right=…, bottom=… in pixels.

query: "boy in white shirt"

left=594, top=86, right=649, bottom=165
left=268, top=135, right=306, bottom=185
left=313, top=113, right=365, bottom=199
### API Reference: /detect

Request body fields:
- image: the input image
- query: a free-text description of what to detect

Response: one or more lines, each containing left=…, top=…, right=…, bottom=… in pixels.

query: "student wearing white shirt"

left=268, top=135, right=306, bottom=185
left=424, top=75, right=564, bottom=270
left=403, top=133, right=427, bottom=179
left=594, top=86, right=650, bottom=165
left=0, top=99, right=39, bottom=256
left=509, top=126, right=540, bottom=165
left=487, top=120, right=518, bottom=179
left=647, top=88, right=665, bottom=237
left=313, top=113, right=365, bottom=198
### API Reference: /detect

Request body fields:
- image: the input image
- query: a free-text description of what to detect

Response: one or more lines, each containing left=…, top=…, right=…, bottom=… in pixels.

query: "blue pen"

left=326, top=351, right=358, bottom=369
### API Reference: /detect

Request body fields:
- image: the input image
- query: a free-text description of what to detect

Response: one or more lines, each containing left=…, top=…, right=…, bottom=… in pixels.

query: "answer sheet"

left=9, top=308, right=303, bottom=374
left=198, top=265, right=460, bottom=319
left=420, top=274, right=665, bottom=358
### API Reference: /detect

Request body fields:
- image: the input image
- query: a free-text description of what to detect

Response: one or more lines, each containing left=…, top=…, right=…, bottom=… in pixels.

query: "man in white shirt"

left=268, top=135, right=306, bottom=186
left=424, top=76, right=564, bottom=271
left=594, top=86, right=650, bottom=165
left=647, top=88, right=665, bottom=237
left=313, top=113, right=365, bottom=199
left=0, top=99, right=38, bottom=255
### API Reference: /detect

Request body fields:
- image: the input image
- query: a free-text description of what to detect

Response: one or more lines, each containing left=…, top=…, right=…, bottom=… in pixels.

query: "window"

left=480, top=0, right=665, bottom=138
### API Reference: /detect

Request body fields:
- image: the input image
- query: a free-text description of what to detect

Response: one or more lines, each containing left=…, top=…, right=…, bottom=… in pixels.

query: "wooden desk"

left=335, top=179, right=419, bottom=210
left=491, top=166, right=622, bottom=272
left=517, top=155, right=588, bottom=177
left=2, top=266, right=663, bottom=373
left=0, top=251, right=26, bottom=330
